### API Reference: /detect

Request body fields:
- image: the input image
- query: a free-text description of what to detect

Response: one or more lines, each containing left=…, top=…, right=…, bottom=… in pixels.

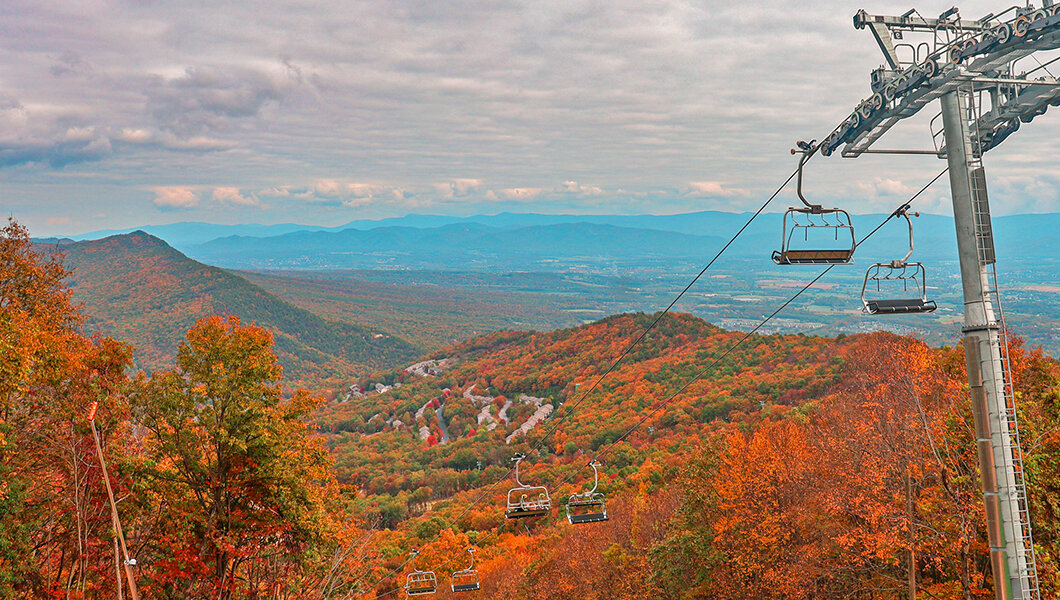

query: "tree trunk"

left=906, top=467, right=916, bottom=600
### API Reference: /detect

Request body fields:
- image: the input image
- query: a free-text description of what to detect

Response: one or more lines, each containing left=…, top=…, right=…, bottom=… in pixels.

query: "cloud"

left=291, top=179, right=423, bottom=208
left=307, top=179, right=382, bottom=200
left=151, top=186, right=199, bottom=209
left=114, top=128, right=152, bottom=143
left=856, top=177, right=916, bottom=197
left=112, top=127, right=237, bottom=152
left=434, top=178, right=484, bottom=199
left=559, top=181, right=604, bottom=196
left=146, top=65, right=295, bottom=136
left=163, top=135, right=238, bottom=151
left=211, top=187, right=259, bottom=206
left=498, top=187, right=542, bottom=200
left=259, top=186, right=292, bottom=197
left=5, top=0, right=1057, bottom=225
left=49, top=50, right=91, bottom=78
left=686, top=181, right=747, bottom=197
left=0, top=99, right=113, bottom=168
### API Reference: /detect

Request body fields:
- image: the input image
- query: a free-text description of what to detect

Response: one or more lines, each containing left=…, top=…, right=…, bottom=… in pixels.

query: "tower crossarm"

left=855, top=7, right=994, bottom=69
left=820, top=5, right=1060, bottom=158
left=969, top=74, right=1060, bottom=153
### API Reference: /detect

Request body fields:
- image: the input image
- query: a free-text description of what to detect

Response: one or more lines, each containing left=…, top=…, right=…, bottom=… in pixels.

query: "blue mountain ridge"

left=174, top=213, right=1058, bottom=271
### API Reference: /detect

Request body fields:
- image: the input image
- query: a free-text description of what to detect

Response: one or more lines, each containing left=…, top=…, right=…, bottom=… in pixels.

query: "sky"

left=2, top=0, right=1059, bottom=236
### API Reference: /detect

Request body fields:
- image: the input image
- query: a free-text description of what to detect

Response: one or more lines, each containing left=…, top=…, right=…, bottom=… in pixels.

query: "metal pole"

left=939, top=90, right=1037, bottom=600
left=88, top=402, right=141, bottom=600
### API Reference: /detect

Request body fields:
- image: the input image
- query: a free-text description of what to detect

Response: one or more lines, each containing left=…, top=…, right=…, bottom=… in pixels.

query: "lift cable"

left=522, top=155, right=811, bottom=454
left=555, top=167, right=950, bottom=493
left=356, top=156, right=810, bottom=597
left=362, top=167, right=947, bottom=600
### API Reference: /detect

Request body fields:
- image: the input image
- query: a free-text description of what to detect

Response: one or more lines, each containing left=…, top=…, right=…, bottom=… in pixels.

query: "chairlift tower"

left=818, top=4, right=1060, bottom=599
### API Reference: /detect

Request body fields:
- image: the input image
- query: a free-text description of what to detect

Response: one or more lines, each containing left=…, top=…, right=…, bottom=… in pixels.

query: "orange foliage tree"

left=0, top=219, right=134, bottom=598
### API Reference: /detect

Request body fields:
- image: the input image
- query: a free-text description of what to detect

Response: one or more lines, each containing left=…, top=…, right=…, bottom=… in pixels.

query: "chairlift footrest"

left=505, top=508, right=549, bottom=519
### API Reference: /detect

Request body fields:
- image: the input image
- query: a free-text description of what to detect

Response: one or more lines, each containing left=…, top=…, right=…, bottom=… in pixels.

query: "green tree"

left=135, top=315, right=334, bottom=599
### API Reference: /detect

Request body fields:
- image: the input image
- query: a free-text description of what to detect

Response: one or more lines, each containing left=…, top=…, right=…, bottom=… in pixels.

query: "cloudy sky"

left=2, top=0, right=1059, bottom=236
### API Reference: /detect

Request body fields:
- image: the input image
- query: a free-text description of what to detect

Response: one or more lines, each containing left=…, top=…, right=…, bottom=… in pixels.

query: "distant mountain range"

left=185, top=222, right=729, bottom=269
left=50, top=232, right=420, bottom=383
left=136, top=212, right=1049, bottom=271
left=63, top=211, right=1059, bottom=272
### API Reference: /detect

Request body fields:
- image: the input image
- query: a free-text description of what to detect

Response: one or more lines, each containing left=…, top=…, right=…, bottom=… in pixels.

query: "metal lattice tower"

left=818, top=5, right=1060, bottom=599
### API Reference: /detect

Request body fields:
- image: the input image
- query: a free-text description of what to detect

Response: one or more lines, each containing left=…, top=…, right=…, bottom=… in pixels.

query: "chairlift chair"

left=566, top=460, right=608, bottom=525
left=861, top=206, right=938, bottom=315
left=405, top=550, right=438, bottom=597
left=504, top=453, right=552, bottom=519
left=450, top=548, right=481, bottom=593
left=772, top=141, right=857, bottom=265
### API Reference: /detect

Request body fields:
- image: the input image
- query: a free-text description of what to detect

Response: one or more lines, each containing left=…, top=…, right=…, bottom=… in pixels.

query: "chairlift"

left=861, top=205, right=937, bottom=314
left=405, top=550, right=438, bottom=597
left=450, top=548, right=481, bottom=593
left=566, top=460, right=608, bottom=525
left=504, top=453, right=551, bottom=519
left=772, top=141, right=857, bottom=265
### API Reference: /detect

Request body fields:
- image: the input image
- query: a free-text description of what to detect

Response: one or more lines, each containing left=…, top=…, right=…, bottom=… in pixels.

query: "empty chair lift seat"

left=405, top=550, right=438, bottom=597
left=450, top=548, right=481, bottom=593
left=860, top=207, right=936, bottom=316
left=864, top=298, right=937, bottom=314
left=772, top=141, right=856, bottom=266
left=566, top=494, right=608, bottom=524
left=773, top=247, right=855, bottom=265
left=406, top=572, right=437, bottom=596
left=451, top=574, right=481, bottom=593
left=566, top=460, right=609, bottom=525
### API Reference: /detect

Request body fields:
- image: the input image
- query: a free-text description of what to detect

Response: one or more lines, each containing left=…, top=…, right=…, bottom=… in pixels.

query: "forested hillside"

left=8, top=219, right=1060, bottom=599
left=316, top=312, right=1060, bottom=599
left=52, top=231, right=420, bottom=385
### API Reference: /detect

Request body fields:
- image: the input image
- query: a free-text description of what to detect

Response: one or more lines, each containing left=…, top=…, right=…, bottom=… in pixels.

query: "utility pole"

left=88, top=401, right=141, bottom=600
left=940, top=89, right=1037, bottom=600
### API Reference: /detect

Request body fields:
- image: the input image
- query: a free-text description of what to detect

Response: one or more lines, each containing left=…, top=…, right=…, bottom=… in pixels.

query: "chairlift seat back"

left=406, top=571, right=438, bottom=596
left=566, top=492, right=608, bottom=524
left=505, top=486, right=551, bottom=519
left=773, top=206, right=856, bottom=266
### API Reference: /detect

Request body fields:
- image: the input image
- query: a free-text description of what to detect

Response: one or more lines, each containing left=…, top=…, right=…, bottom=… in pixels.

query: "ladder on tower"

left=986, top=266, right=1041, bottom=599
left=966, top=84, right=1039, bottom=599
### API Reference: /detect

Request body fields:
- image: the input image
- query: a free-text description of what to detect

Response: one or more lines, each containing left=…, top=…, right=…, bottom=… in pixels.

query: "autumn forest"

left=5, top=216, right=1060, bottom=600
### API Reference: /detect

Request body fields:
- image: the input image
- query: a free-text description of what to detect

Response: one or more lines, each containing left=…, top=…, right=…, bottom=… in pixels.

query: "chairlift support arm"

left=512, top=453, right=526, bottom=487
left=895, top=205, right=916, bottom=265
left=792, top=142, right=822, bottom=211
left=585, top=460, right=601, bottom=495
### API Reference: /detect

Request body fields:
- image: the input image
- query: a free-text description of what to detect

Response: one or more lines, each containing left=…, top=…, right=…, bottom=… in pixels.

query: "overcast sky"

left=2, top=0, right=1058, bottom=236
